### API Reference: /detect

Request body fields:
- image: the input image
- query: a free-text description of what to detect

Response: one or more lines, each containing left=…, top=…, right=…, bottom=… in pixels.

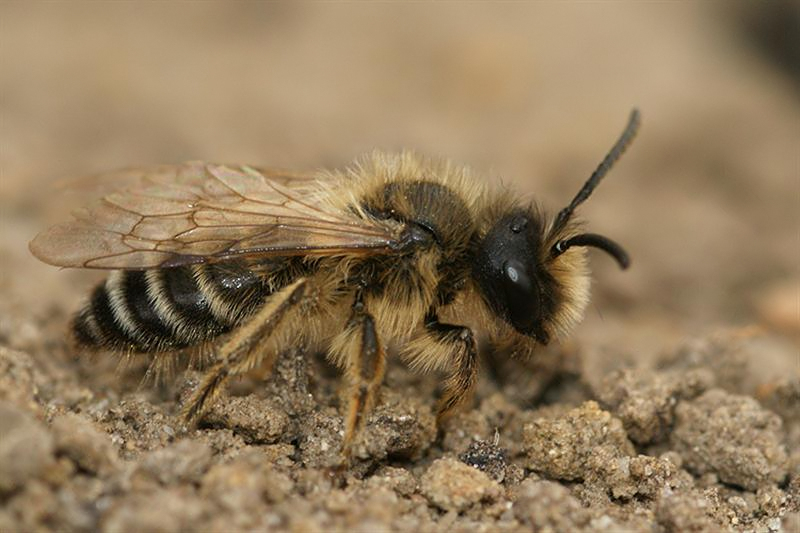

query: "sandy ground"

left=1, top=3, right=798, bottom=532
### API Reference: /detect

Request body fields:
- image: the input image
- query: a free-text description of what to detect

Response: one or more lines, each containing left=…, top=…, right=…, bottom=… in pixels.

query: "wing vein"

left=32, top=161, right=401, bottom=270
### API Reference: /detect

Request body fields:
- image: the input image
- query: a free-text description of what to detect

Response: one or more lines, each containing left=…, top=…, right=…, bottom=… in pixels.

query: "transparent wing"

left=30, top=161, right=401, bottom=269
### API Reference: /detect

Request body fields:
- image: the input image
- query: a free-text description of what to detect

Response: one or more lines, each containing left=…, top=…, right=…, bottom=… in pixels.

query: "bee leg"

left=425, top=313, right=479, bottom=424
left=337, top=292, right=386, bottom=460
left=182, top=278, right=308, bottom=424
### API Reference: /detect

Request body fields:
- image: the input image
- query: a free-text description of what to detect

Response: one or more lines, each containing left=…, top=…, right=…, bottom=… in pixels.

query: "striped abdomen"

left=72, top=261, right=271, bottom=352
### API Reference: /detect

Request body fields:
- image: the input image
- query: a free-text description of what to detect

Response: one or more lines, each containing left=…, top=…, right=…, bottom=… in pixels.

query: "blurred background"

left=1, top=2, right=798, bottom=364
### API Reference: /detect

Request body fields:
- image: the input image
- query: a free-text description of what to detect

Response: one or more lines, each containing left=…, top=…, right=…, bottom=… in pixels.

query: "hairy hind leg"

left=330, top=292, right=386, bottom=459
left=182, top=278, right=308, bottom=424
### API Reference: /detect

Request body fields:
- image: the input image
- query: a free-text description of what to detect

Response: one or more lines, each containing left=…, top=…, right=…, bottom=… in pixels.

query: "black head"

left=473, top=209, right=557, bottom=344
left=473, top=109, right=640, bottom=343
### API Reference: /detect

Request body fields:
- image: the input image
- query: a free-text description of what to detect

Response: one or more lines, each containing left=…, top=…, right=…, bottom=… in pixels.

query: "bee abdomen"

left=72, top=263, right=267, bottom=353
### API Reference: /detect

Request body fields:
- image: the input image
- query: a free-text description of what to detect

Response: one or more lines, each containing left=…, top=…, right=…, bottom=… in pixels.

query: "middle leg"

left=330, top=291, right=387, bottom=457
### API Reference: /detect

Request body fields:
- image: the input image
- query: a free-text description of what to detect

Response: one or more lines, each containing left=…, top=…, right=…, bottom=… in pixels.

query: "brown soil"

left=1, top=4, right=798, bottom=532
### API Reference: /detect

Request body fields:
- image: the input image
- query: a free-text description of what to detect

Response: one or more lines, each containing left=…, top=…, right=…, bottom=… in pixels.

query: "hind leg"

left=182, top=278, right=308, bottom=424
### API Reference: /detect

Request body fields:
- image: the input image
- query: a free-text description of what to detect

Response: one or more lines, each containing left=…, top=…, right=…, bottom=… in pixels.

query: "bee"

left=30, top=110, right=640, bottom=457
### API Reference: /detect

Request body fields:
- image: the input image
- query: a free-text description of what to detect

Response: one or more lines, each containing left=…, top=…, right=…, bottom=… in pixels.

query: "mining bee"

left=30, top=110, right=640, bottom=458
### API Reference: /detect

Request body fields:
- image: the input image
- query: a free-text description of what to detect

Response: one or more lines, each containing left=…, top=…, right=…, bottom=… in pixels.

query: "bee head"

left=474, top=109, right=639, bottom=344
left=473, top=209, right=558, bottom=344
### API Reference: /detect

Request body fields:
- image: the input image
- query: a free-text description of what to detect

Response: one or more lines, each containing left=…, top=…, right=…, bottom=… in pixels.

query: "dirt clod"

left=671, top=388, right=788, bottom=490
left=51, top=412, right=118, bottom=476
left=101, top=489, right=206, bottom=533
left=133, top=439, right=213, bottom=486
left=0, top=348, right=40, bottom=413
left=420, top=457, right=503, bottom=512
left=656, top=490, right=730, bottom=532
left=200, top=451, right=293, bottom=510
left=523, top=401, right=635, bottom=481
left=595, top=367, right=711, bottom=444
left=459, top=438, right=508, bottom=482
left=350, top=390, right=437, bottom=462
left=512, top=479, right=593, bottom=531
left=201, top=395, right=291, bottom=445
left=0, top=402, right=54, bottom=495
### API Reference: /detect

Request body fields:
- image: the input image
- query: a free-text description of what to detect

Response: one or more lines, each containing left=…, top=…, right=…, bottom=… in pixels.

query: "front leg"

left=403, top=312, right=479, bottom=423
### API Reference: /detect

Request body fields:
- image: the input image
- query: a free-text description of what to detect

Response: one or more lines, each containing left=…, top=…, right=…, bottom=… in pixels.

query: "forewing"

left=30, top=162, right=400, bottom=269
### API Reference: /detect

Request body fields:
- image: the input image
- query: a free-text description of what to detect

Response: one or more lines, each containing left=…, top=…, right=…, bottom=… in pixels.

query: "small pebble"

left=0, top=402, right=54, bottom=494
left=459, top=438, right=508, bottom=482
left=671, top=389, right=788, bottom=490
left=420, top=457, right=503, bottom=512
left=51, top=412, right=118, bottom=476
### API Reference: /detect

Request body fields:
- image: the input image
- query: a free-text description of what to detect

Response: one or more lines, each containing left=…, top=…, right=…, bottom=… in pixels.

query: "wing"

left=30, top=161, right=402, bottom=269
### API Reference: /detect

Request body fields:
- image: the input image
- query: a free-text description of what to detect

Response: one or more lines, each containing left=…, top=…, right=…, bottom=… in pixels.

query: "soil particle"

left=756, top=485, right=786, bottom=518
left=758, top=378, right=800, bottom=422
left=365, top=465, right=418, bottom=497
left=511, top=479, right=593, bottom=531
left=132, top=439, right=213, bottom=486
left=671, top=388, right=788, bottom=490
left=100, top=488, right=207, bottom=533
left=441, top=409, right=491, bottom=454
left=0, top=347, right=41, bottom=413
left=523, top=401, right=699, bottom=504
left=610, top=454, right=694, bottom=501
left=348, top=389, right=437, bottom=463
left=292, top=467, right=337, bottom=498
left=326, top=484, right=404, bottom=530
left=522, top=400, right=635, bottom=481
left=53, top=475, right=106, bottom=531
left=193, top=428, right=249, bottom=460
left=656, top=490, right=733, bottom=532
left=658, top=335, right=751, bottom=394
left=201, top=395, right=291, bottom=445
left=51, top=412, right=118, bottom=477
left=295, top=408, right=346, bottom=468
left=420, top=457, right=504, bottom=512
left=595, top=367, right=712, bottom=445
left=783, top=512, right=800, bottom=532
left=757, top=378, right=800, bottom=453
left=200, top=450, right=293, bottom=513
left=0, top=401, right=55, bottom=495
left=459, top=438, right=508, bottom=482
left=790, top=457, right=800, bottom=507
left=100, top=398, right=177, bottom=457
left=4, top=480, right=60, bottom=532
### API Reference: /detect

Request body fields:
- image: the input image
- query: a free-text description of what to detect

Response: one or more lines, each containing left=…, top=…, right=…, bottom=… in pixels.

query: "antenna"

left=550, top=108, right=640, bottom=236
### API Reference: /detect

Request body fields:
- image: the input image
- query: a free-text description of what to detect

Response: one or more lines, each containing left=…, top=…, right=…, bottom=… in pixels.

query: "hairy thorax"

left=355, top=179, right=477, bottom=339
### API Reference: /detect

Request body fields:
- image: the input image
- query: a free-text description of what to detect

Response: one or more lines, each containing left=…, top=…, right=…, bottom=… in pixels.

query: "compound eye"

left=503, top=260, right=530, bottom=290
left=501, top=259, right=540, bottom=333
